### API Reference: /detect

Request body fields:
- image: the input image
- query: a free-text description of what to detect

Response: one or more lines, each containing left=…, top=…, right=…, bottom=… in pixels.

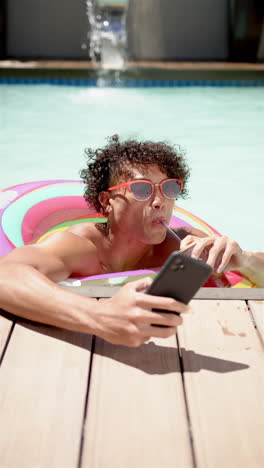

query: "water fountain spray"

left=85, top=0, right=128, bottom=72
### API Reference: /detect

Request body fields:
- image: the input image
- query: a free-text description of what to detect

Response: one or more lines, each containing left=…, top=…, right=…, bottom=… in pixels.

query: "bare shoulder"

left=38, top=229, right=102, bottom=274
left=67, top=222, right=102, bottom=242
left=37, top=229, right=96, bottom=255
left=0, top=229, right=101, bottom=281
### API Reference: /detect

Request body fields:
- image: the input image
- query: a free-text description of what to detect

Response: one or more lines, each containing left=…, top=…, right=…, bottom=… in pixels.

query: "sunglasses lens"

left=162, top=180, right=182, bottom=199
left=131, top=181, right=152, bottom=200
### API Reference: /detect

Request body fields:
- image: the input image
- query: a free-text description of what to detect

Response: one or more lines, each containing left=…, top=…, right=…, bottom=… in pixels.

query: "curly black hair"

left=80, top=134, right=190, bottom=213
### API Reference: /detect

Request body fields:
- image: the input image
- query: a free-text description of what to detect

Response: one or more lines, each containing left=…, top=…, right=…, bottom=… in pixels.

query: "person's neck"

left=102, top=225, right=153, bottom=272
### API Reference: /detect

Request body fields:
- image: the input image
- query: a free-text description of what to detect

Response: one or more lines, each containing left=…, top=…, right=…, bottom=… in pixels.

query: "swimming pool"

left=0, top=82, right=263, bottom=252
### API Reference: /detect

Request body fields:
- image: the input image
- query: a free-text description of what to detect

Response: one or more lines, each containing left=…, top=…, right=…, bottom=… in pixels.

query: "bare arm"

left=0, top=231, right=101, bottom=333
left=0, top=260, right=98, bottom=333
left=236, top=251, right=264, bottom=287
left=0, top=232, right=189, bottom=346
left=180, top=230, right=264, bottom=287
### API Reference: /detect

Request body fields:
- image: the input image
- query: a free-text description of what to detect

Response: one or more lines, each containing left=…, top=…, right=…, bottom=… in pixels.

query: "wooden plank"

left=0, top=310, right=14, bottom=359
left=248, top=300, right=264, bottom=342
left=0, top=320, right=93, bottom=468
left=81, top=336, right=193, bottom=468
left=193, top=288, right=264, bottom=300
left=177, top=299, right=264, bottom=468
left=62, top=284, right=264, bottom=300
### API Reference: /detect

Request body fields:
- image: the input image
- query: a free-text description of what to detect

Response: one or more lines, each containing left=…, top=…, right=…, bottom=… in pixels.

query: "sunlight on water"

left=0, top=85, right=263, bottom=252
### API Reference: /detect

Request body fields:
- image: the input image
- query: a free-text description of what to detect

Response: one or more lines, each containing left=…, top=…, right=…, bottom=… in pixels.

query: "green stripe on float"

left=45, top=217, right=107, bottom=233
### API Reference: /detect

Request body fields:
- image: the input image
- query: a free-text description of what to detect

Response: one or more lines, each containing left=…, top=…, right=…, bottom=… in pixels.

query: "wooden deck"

left=1, top=60, right=264, bottom=81
left=1, top=288, right=264, bottom=468
left=1, top=60, right=264, bottom=70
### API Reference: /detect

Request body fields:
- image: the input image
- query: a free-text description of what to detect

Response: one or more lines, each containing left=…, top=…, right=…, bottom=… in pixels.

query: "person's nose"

left=151, top=184, right=166, bottom=210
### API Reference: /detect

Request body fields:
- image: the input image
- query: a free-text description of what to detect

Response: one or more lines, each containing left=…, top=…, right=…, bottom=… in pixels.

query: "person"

left=0, top=135, right=263, bottom=347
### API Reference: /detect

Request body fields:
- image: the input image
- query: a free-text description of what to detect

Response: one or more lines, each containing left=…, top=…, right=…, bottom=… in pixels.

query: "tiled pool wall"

left=0, top=78, right=264, bottom=87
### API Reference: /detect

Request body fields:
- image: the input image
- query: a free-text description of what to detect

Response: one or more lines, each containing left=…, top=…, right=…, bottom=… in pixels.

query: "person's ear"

left=98, top=192, right=112, bottom=214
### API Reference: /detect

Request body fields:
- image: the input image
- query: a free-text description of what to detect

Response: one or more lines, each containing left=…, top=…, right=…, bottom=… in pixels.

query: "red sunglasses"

left=108, top=178, right=183, bottom=201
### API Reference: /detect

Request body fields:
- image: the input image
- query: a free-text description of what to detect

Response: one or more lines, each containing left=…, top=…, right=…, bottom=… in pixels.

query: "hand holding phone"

left=146, top=251, right=212, bottom=324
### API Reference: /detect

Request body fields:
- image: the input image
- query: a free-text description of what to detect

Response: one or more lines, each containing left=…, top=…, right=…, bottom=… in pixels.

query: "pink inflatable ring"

left=0, top=180, right=254, bottom=288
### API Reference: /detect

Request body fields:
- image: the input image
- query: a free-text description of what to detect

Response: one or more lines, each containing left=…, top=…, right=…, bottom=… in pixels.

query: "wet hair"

left=80, top=134, right=190, bottom=213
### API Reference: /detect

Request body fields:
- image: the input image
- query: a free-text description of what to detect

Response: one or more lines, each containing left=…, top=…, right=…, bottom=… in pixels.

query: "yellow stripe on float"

left=36, top=227, right=68, bottom=243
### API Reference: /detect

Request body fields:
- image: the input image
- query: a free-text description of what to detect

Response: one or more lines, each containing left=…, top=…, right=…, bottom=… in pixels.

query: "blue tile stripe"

left=0, top=77, right=264, bottom=87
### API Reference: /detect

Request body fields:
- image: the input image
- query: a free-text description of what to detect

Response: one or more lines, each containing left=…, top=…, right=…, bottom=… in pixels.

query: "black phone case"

left=146, top=251, right=212, bottom=309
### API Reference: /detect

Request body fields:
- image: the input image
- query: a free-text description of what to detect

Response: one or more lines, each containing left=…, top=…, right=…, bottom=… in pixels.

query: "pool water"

left=0, top=84, right=263, bottom=252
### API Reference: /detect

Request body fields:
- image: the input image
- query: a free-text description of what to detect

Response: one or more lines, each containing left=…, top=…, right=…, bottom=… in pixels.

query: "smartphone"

left=146, top=251, right=212, bottom=321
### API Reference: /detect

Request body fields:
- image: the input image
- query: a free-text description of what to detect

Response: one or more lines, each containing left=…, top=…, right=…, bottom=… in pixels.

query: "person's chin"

left=146, top=228, right=167, bottom=244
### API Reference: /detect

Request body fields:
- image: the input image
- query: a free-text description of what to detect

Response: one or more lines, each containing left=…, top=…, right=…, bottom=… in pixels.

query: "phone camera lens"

left=174, top=258, right=182, bottom=265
